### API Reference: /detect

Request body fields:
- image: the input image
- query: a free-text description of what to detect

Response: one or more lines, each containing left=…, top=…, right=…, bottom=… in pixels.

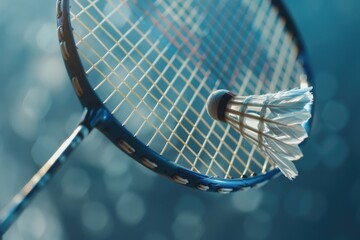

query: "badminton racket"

left=0, top=0, right=313, bottom=235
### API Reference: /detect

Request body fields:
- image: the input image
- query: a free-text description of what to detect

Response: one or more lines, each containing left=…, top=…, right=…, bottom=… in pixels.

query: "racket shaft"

left=0, top=125, right=89, bottom=236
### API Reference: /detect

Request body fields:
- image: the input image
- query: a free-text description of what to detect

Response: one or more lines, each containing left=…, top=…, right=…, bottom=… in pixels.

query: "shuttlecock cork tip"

left=206, top=89, right=235, bottom=122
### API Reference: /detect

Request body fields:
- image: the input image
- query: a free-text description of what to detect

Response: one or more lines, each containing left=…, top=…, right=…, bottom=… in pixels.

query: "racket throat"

left=80, top=107, right=111, bottom=129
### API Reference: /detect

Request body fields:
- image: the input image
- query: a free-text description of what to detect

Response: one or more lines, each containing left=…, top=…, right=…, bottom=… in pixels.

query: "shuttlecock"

left=206, top=87, right=313, bottom=180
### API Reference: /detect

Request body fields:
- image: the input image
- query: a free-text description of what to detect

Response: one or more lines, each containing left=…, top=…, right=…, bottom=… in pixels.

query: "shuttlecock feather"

left=206, top=87, right=313, bottom=180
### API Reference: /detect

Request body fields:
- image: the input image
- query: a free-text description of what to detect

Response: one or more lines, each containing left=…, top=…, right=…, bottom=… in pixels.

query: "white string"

left=74, top=0, right=261, bottom=175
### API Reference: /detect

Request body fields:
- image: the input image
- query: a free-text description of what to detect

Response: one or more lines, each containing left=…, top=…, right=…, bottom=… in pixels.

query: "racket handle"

left=0, top=125, right=90, bottom=236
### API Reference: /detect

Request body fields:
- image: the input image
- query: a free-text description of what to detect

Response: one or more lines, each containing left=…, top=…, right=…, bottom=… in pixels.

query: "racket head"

left=57, top=0, right=313, bottom=193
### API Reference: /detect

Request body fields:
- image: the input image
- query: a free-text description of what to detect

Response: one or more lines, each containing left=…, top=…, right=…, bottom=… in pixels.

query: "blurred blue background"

left=0, top=0, right=359, bottom=239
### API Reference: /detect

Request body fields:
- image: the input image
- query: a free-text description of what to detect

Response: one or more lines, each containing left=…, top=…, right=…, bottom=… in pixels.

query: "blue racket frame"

left=56, top=0, right=313, bottom=193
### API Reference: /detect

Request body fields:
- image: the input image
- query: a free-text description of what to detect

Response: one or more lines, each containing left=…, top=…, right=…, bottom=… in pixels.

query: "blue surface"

left=0, top=0, right=359, bottom=240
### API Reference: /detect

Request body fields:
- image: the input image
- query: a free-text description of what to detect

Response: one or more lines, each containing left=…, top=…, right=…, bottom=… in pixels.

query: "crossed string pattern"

left=70, top=0, right=305, bottom=179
